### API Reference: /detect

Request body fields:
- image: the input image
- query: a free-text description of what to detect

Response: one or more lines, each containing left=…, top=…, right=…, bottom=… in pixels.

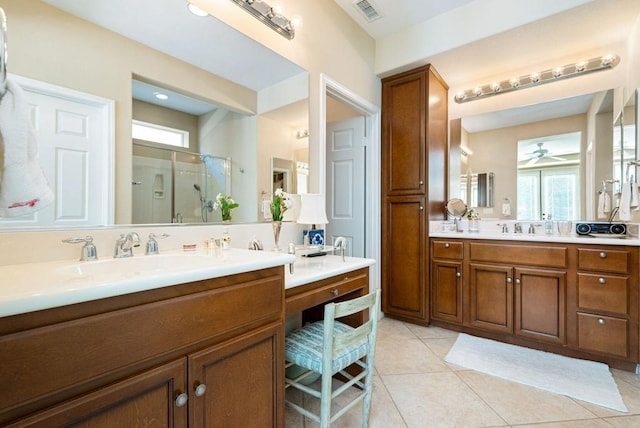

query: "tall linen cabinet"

left=381, top=65, right=448, bottom=325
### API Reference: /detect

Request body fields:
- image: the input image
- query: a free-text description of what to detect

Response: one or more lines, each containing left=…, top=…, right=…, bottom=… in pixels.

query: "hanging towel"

left=597, top=192, right=610, bottom=219
left=631, top=182, right=639, bottom=210
left=619, top=182, right=632, bottom=221
left=0, top=79, right=54, bottom=217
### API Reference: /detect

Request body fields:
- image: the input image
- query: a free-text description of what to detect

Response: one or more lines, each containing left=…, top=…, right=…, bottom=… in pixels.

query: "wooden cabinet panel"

left=469, top=242, right=567, bottom=268
left=468, top=264, right=513, bottom=333
left=432, top=240, right=463, bottom=260
left=514, top=268, right=566, bottom=344
left=577, top=313, right=628, bottom=358
left=577, top=273, right=628, bottom=315
left=189, top=323, right=283, bottom=428
left=577, top=248, right=629, bottom=273
left=431, top=260, right=462, bottom=323
left=382, top=196, right=427, bottom=322
left=9, top=359, right=187, bottom=428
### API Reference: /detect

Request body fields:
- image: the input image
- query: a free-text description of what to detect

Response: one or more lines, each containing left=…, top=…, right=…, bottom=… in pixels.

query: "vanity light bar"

left=230, top=0, right=296, bottom=40
left=454, top=54, right=620, bottom=103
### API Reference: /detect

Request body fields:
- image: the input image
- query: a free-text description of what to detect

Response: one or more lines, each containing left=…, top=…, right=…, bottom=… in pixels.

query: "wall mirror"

left=452, top=89, right=617, bottom=221
left=0, top=0, right=309, bottom=230
left=460, top=172, right=494, bottom=208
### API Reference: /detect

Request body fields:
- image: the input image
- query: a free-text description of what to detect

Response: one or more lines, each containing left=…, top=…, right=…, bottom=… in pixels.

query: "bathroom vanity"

left=0, top=250, right=374, bottom=427
left=430, top=225, right=640, bottom=371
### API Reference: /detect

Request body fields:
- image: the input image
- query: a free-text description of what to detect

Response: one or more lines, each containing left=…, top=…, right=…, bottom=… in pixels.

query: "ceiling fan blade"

left=548, top=155, right=567, bottom=161
left=526, top=156, right=539, bottom=166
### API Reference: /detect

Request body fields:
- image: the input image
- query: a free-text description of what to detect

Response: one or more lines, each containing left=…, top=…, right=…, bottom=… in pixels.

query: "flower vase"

left=272, top=221, right=282, bottom=252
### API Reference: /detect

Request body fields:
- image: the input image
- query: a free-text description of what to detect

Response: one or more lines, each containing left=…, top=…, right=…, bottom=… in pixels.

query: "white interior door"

left=0, top=75, right=114, bottom=227
left=326, top=116, right=366, bottom=257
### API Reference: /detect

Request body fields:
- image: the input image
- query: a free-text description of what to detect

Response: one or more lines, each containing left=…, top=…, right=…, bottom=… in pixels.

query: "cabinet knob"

left=175, top=392, right=189, bottom=407
left=598, top=318, right=606, bottom=325
left=456, top=272, right=461, bottom=278
left=419, top=206, right=424, bottom=211
left=419, top=180, right=424, bottom=185
left=599, top=252, right=607, bottom=259
left=331, top=288, right=339, bottom=296
left=515, top=278, right=521, bottom=285
left=506, top=278, right=512, bottom=284
left=195, top=383, right=207, bottom=397
left=598, top=277, right=606, bottom=284
left=444, top=243, right=450, bottom=248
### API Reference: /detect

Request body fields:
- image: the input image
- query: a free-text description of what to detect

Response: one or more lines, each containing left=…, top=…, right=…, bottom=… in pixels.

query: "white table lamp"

left=297, top=193, right=329, bottom=246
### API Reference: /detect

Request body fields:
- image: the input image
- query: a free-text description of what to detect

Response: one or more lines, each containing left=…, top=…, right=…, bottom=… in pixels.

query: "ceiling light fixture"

left=154, top=92, right=169, bottom=100
left=187, top=2, right=209, bottom=17
left=229, top=0, right=301, bottom=40
left=454, top=54, right=620, bottom=103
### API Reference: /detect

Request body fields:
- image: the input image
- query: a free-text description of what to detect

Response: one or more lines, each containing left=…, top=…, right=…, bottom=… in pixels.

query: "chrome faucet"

left=288, top=243, right=296, bottom=274
left=514, top=223, right=523, bottom=234
left=334, top=236, right=348, bottom=262
left=248, top=238, right=264, bottom=251
left=114, top=232, right=140, bottom=258
left=145, top=233, right=169, bottom=255
left=498, top=223, right=509, bottom=233
left=63, top=236, right=98, bottom=261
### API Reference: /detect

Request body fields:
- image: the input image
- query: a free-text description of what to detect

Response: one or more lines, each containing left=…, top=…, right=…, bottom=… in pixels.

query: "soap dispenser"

left=544, top=213, right=554, bottom=235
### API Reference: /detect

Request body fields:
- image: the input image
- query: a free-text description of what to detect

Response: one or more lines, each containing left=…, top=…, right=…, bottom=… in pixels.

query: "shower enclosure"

left=132, top=143, right=230, bottom=224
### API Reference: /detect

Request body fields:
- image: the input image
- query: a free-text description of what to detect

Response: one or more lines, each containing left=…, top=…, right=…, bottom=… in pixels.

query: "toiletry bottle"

left=222, top=227, right=231, bottom=249
left=545, top=213, right=554, bottom=234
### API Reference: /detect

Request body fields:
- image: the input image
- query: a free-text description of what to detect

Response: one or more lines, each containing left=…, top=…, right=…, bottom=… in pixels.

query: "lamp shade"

left=296, top=193, right=328, bottom=225
left=282, top=193, right=301, bottom=222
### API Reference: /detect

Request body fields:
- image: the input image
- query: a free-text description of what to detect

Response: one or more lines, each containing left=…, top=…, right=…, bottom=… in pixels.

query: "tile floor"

left=285, top=317, right=640, bottom=427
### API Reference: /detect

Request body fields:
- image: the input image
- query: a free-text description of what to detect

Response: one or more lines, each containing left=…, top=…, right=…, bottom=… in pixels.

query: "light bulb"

left=491, top=82, right=501, bottom=93
left=272, top=2, right=284, bottom=15
left=473, top=87, right=482, bottom=97
left=552, top=67, right=563, bottom=78
left=455, top=92, right=466, bottom=101
left=575, top=61, right=587, bottom=72
left=530, top=72, right=540, bottom=83
left=187, top=3, right=208, bottom=17
left=601, top=55, right=615, bottom=66
left=291, top=14, right=303, bottom=28
left=509, top=78, right=520, bottom=88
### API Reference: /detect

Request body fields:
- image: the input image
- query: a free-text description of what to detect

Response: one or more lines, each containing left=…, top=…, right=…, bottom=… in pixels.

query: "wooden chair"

left=284, top=289, right=381, bottom=427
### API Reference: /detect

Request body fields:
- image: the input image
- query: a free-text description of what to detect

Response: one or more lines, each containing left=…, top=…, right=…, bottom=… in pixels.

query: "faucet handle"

left=146, top=233, right=169, bottom=255
left=63, top=236, right=98, bottom=261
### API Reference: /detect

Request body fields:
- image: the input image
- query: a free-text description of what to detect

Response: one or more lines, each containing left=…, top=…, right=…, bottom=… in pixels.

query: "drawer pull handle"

left=598, top=277, right=606, bottom=284
left=456, top=272, right=461, bottom=278
left=599, top=252, right=607, bottom=259
left=195, top=384, right=207, bottom=397
left=331, top=288, right=339, bottom=296
left=506, top=278, right=512, bottom=284
left=175, top=392, right=189, bottom=407
left=444, top=243, right=450, bottom=248
left=598, top=318, right=606, bottom=326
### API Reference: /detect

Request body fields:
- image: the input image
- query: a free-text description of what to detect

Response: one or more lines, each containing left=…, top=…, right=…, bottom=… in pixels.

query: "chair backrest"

left=322, top=289, right=381, bottom=362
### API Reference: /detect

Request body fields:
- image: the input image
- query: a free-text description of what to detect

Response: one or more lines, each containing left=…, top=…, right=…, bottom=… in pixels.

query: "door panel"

left=469, top=264, right=513, bottom=333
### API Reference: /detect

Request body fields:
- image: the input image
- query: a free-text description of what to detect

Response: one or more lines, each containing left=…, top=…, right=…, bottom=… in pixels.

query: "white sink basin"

left=56, top=253, right=216, bottom=278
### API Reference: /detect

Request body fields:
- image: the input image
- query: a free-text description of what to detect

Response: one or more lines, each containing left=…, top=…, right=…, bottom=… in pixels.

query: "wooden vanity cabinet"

left=381, top=64, right=448, bottom=325
left=430, top=240, right=463, bottom=324
left=0, top=267, right=285, bottom=427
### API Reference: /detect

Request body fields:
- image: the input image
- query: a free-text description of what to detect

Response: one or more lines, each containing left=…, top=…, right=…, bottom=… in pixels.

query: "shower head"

left=193, top=184, right=201, bottom=192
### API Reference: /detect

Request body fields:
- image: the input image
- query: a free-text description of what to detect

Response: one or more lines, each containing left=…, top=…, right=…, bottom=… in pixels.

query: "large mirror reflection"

left=0, top=0, right=309, bottom=230
left=453, top=89, right=620, bottom=222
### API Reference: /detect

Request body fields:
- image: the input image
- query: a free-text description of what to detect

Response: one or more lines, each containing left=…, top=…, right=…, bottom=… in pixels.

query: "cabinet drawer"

left=286, top=268, right=368, bottom=314
left=577, top=313, right=628, bottom=358
left=577, top=248, right=629, bottom=273
left=432, top=240, right=463, bottom=260
left=469, top=242, right=567, bottom=268
left=577, top=273, right=628, bottom=315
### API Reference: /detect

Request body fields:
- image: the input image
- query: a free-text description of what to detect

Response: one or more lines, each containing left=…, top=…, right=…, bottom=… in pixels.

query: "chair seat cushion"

left=285, top=320, right=368, bottom=374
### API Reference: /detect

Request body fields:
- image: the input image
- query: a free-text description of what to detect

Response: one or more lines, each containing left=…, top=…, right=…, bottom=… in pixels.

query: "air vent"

left=352, top=0, right=383, bottom=22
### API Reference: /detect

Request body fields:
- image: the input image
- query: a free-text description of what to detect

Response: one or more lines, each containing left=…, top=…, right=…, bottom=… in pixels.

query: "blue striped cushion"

left=285, top=321, right=369, bottom=374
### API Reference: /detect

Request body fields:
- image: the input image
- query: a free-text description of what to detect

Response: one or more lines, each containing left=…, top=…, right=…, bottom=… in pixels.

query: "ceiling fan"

left=524, top=142, right=567, bottom=165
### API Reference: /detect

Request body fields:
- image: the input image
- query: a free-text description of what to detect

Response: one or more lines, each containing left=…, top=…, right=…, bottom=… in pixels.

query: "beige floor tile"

left=382, top=372, right=507, bottom=428
left=603, top=414, right=640, bottom=427
left=404, top=322, right=459, bottom=339
left=422, top=337, right=468, bottom=372
left=375, top=337, right=449, bottom=375
left=456, top=370, right=598, bottom=425
left=515, top=419, right=612, bottom=427
left=377, top=316, right=417, bottom=341
left=612, top=368, right=640, bottom=390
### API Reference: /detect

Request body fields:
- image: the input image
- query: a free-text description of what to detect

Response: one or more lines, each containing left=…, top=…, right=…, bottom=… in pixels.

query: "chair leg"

left=319, top=371, right=333, bottom=428
left=362, top=370, right=374, bottom=428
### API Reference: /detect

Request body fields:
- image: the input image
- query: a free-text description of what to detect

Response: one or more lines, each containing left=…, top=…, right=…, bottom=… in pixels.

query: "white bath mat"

left=445, top=333, right=627, bottom=412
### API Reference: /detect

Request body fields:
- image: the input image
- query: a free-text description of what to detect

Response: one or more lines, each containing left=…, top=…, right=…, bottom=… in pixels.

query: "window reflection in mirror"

left=517, top=132, right=581, bottom=220
left=460, top=172, right=493, bottom=208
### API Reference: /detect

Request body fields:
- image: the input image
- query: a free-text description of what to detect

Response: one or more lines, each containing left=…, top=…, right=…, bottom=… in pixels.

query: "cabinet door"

left=431, top=260, right=463, bottom=323
left=382, top=69, right=426, bottom=195
left=188, top=322, right=284, bottom=428
left=514, top=268, right=566, bottom=344
left=9, top=359, right=187, bottom=428
left=468, top=263, right=513, bottom=333
left=382, top=196, right=428, bottom=323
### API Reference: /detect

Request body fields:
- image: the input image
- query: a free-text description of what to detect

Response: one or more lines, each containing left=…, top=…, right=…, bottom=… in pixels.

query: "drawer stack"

left=575, top=248, right=635, bottom=359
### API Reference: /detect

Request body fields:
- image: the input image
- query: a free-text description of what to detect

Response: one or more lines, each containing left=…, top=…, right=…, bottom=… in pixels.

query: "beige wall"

left=466, top=114, right=587, bottom=219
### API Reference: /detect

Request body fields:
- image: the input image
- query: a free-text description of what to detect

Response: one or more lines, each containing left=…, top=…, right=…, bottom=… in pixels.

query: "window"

left=132, top=120, right=189, bottom=148
left=518, top=166, right=580, bottom=220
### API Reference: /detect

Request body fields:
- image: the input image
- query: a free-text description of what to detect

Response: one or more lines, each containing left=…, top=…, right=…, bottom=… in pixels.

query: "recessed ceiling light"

left=187, top=3, right=209, bottom=17
left=154, top=92, right=169, bottom=100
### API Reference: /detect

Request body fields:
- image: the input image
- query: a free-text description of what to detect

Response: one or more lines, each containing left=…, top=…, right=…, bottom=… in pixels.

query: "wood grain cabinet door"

left=8, top=359, right=187, bottom=428
left=431, top=260, right=463, bottom=323
left=468, top=263, right=513, bottom=333
left=514, top=268, right=566, bottom=344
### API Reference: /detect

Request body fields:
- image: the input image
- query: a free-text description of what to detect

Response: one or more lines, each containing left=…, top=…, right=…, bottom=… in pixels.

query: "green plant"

left=213, top=193, right=239, bottom=221
left=270, top=188, right=291, bottom=221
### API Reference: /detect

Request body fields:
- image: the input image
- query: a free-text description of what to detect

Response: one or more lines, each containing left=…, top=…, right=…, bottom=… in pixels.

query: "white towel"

left=597, top=192, right=609, bottom=219
left=0, top=79, right=54, bottom=217
left=619, top=182, right=632, bottom=221
left=631, top=182, right=639, bottom=209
